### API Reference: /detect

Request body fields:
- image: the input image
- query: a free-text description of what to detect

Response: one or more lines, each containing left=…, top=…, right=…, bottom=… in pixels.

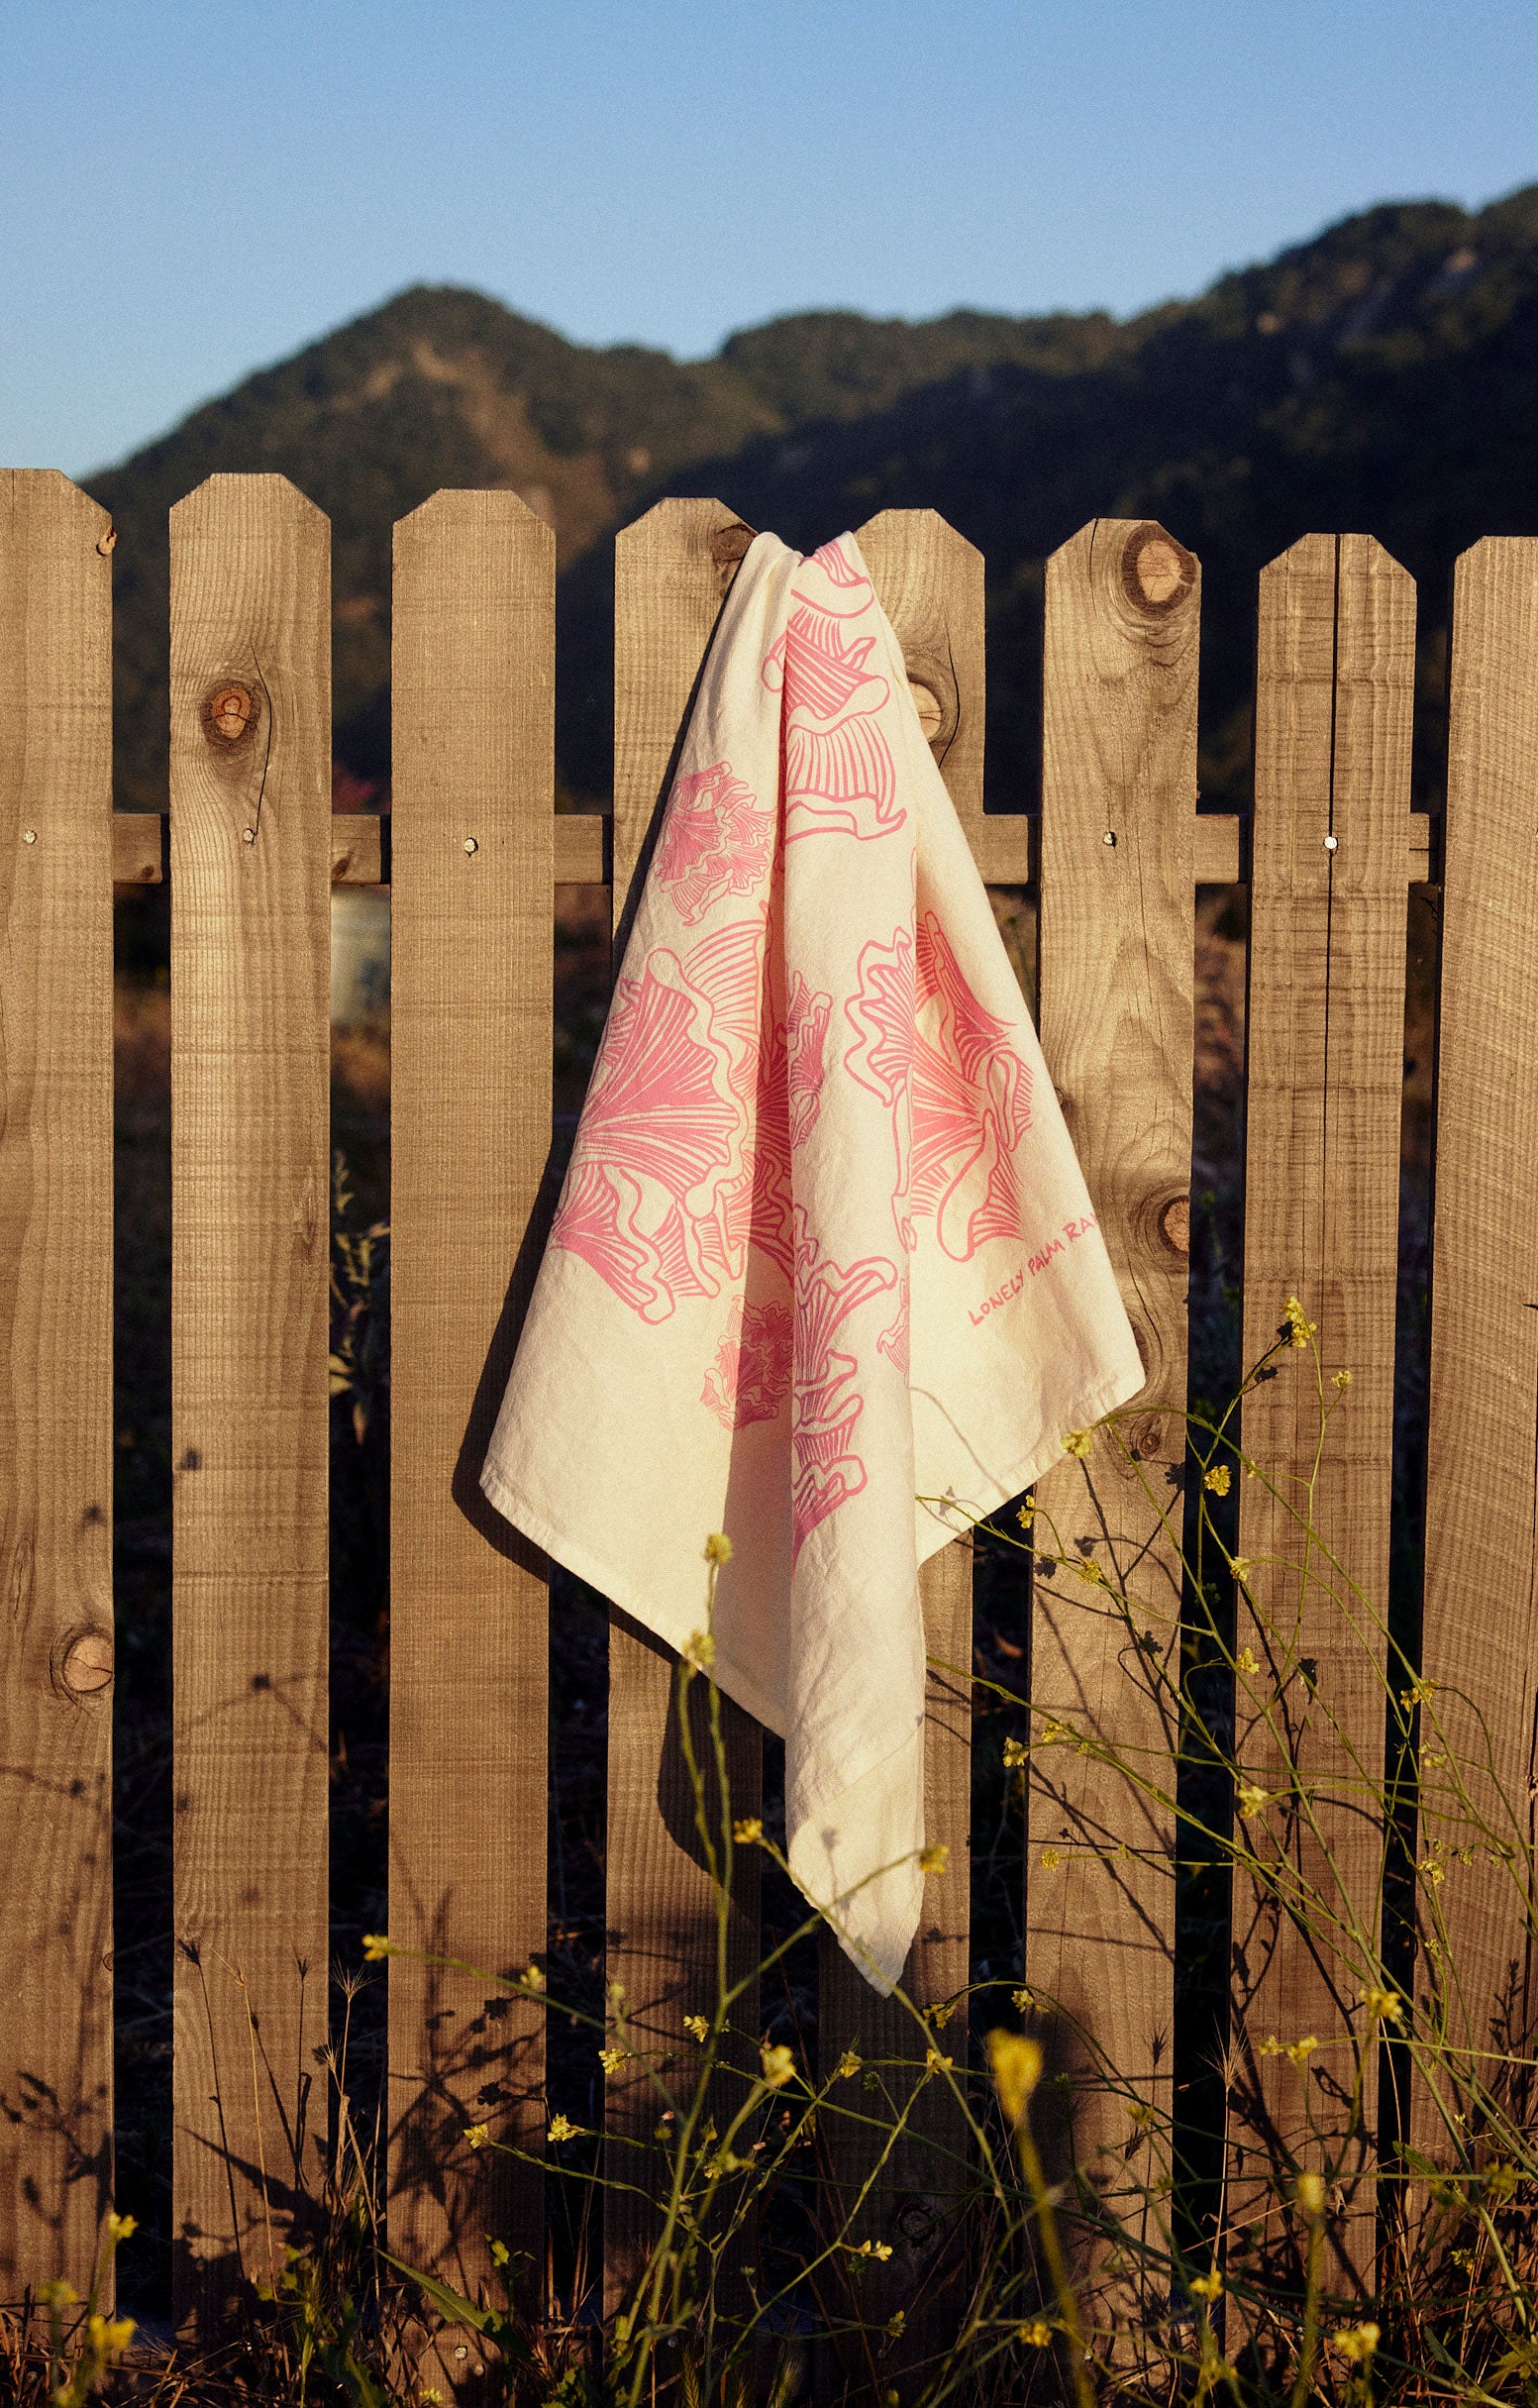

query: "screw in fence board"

left=168, top=476, right=332, bottom=2328
left=387, top=492, right=554, bottom=2344
left=1228, top=535, right=1413, bottom=2307
left=1415, top=538, right=1538, bottom=2177
left=0, top=473, right=115, bottom=2298
left=1029, top=520, right=1197, bottom=2301
left=604, top=499, right=764, bottom=2314
left=812, top=511, right=980, bottom=2404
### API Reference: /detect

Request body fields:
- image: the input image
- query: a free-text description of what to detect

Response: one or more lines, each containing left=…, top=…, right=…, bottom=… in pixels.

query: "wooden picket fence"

left=2, top=467, right=1536, bottom=2357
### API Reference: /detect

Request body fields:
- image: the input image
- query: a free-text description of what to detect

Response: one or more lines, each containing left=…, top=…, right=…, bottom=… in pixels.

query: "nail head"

left=22, top=829, right=36, bottom=846
left=463, top=836, right=478, bottom=855
left=1323, top=833, right=1339, bottom=852
left=242, top=827, right=256, bottom=845
left=1102, top=830, right=1117, bottom=847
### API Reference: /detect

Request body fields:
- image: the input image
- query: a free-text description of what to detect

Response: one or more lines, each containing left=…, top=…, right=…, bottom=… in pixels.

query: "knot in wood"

left=58, top=1625, right=114, bottom=1698
left=1122, top=523, right=1195, bottom=616
left=907, top=680, right=944, bottom=740
left=1159, top=1194, right=1191, bottom=1257
left=204, top=682, right=257, bottom=748
left=709, top=522, right=756, bottom=587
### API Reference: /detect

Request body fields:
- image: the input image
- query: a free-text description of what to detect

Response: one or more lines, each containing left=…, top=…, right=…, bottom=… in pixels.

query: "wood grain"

left=813, top=512, right=979, bottom=2398
left=0, top=472, right=115, bottom=2295
left=1228, top=537, right=1412, bottom=2300
left=388, top=492, right=554, bottom=2335
left=1416, top=539, right=1538, bottom=2169
left=169, top=475, right=332, bottom=2327
left=604, top=500, right=763, bottom=2311
left=1029, top=520, right=1198, bottom=2273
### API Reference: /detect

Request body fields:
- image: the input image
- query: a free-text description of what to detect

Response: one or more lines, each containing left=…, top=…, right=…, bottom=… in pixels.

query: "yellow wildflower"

left=463, top=2123, right=489, bottom=2150
left=1230, top=1557, right=1254, bottom=1585
left=683, top=2014, right=709, bottom=2042
left=85, top=2313, right=137, bottom=2363
left=761, top=2043, right=795, bottom=2089
left=1203, top=1462, right=1231, bottom=1496
left=1011, top=1986, right=1034, bottom=2013
left=1040, top=1846, right=1063, bottom=1870
left=733, top=1816, right=764, bottom=1843
left=548, top=2114, right=579, bottom=2143
left=1333, top=2323, right=1379, bottom=2364
left=850, top=2238, right=893, bottom=2260
left=1419, top=1852, right=1447, bottom=1887
left=1295, top=2169, right=1327, bottom=2217
left=1040, top=1718, right=1070, bottom=1746
left=919, top=1842, right=950, bottom=1876
left=1331, top=1367, right=1353, bottom=1392
left=1358, top=1985, right=1402, bottom=2024
left=1018, top=2320, right=1053, bottom=2346
left=1237, top=1781, right=1270, bottom=1819
left=986, top=2028, right=1043, bottom=2128
left=598, top=2047, right=629, bottom=2073
left=37, top=2280, right=77, bottom=2311
left=1235, top=1646, right=1260, bottom=1677
left=1285, top=2035, right=1319, bottom=2067
left=1062, top=1427, right=1093, bottom=1459
left=1189, top=2269, right=1222, bottom=2302
left=927, top=2000, right=956, bottom=2028
left=1003, top=1735, right=1027, bottom=1769
left=1400, top=1676, right=1437, bottom=1709
left=1284, top=1295, right=1316, bottom=1349
left=106, top=2212, right=137, bottom=2242
left=1016, top=1499, right=1035, bottom=1529
left=683, top=1628, right=716, bottom=1671
left=360, top=1933, right=392, bottom=1960
left=925, top=2048, right=954, bottom=2073
left=1075, top=1555, right=1105, bottom=1586
left=886, top=2310, right=907, bottom=2337
left=703, top=1531, right=734, bottom=1565
left=836, top=2048, right=862, bottom=2080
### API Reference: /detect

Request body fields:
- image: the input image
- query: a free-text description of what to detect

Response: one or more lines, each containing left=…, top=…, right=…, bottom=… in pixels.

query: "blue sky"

left=3, top=0, right=1536, bottom=476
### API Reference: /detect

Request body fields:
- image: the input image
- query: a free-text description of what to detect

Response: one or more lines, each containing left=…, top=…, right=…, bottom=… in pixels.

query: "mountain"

left=86, top=184, right=1538, bottom=820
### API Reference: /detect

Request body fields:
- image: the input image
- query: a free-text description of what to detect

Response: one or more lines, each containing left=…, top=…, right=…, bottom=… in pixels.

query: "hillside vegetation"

left=87, top=184, right=1538, bottom=814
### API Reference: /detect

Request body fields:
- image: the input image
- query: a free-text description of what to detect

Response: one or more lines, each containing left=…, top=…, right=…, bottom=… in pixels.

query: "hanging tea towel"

left=480, top=531, right=1144, bottom=1991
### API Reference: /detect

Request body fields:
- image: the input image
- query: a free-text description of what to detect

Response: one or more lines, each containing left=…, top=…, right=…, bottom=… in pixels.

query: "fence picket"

left=1030, top=519, right=1198, bottom=2272
left=0, top=472, right=115, bottom=2296
left=169, top=474, right=333, bottom=2325
left=388, top=491, right=555, bottom=2320
left=814, top=510, right=981, bottom=2383
left=1417, top=538, right=1538, bottom=2165
left=1229, top=535, right=1413, bottom=2291
left=604, top=498, right=764, bottom=2309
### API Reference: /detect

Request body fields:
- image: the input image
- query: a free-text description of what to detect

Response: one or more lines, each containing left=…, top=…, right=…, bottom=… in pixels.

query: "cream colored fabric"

left=481, top=531, right=1143, bottom=1990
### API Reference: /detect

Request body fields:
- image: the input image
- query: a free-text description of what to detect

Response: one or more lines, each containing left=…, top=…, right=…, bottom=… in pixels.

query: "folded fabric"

left=480, top=531, right=1143, bottom=1990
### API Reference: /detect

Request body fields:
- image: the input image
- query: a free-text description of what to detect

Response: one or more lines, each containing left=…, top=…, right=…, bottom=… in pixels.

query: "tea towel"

left=480, top=531, right=1144, bottom=1990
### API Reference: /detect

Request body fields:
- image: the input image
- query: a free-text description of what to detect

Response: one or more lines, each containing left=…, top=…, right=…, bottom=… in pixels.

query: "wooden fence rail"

left=1, top=467, right=1530, bottom=2382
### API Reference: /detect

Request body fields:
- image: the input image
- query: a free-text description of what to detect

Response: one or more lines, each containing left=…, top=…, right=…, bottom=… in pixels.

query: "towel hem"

left=476, top=1461, right=791, bottom=1739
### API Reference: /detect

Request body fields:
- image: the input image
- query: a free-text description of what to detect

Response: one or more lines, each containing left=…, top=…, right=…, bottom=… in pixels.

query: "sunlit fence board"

left=169, top=474, right=333, bottom=2327
left=1417, top=538, right=1538, bottom=2166
left=388, top=492, right=555, bottom=2320
left=1230, top=535, right=1413, bottom=2296
left=1030, top=518, right=1198, bottom=2288
left=0, top=472, right=116, bottom=2296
